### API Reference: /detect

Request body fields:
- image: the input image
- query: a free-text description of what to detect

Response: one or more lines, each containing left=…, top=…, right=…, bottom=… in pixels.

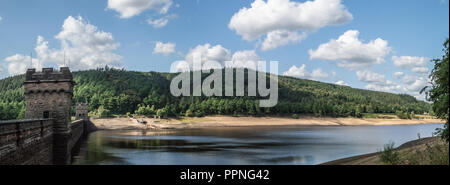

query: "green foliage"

left=185, top=109, right=194, bottom=117
left=406, top=143, right=449, bottom=165
left=0, top=67, right=431, bottom=120
left=379, top=142, right=401, bottom=165
left=396, top=110, right=411, bottom=119
left=423, top=39, right=449, bottom=142
left=292, top=114, right=299, bottom=119
left=95, top=106, right=111, bottom=118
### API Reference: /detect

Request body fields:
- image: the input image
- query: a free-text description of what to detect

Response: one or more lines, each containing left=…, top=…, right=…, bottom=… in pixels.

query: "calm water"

left=73, top=123, right=443, bottom=165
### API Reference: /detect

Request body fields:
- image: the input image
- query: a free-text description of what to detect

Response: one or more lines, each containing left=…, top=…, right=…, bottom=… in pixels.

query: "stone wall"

left=24, top=67, right=74, bottom=133
left=75, top=103, right=89, bottom=120
left=0, top=67, right=93, bottom=165
left=0, top=119, right=53, bottom=165
left=0, top=119, right=92, bottom=165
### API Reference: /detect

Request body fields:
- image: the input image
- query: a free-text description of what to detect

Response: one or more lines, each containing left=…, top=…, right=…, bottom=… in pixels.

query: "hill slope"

left=0, top=67, right=430, bottom=120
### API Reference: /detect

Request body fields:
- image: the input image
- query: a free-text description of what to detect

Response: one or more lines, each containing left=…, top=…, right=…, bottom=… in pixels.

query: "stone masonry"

left=75, top=103, right=89, bottom=120
left=24, top=67, right=75, bottom=165
left=0, top=67, right=92, bottom=165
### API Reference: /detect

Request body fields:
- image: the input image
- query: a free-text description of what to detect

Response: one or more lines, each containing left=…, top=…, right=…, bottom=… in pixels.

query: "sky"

left=0, top=0, right=448, bottom=100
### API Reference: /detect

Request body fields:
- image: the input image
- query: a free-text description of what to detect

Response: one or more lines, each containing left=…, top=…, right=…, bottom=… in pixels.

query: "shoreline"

left=89, top=116, right=445, bottom=130
left=321, top=137, right=446, bottom=165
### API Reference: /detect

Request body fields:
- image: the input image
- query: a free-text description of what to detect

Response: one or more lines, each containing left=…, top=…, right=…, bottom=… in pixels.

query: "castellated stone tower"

left=75, top=102, right=89, bottom=120
left=24, top=67, right=75, bottom=133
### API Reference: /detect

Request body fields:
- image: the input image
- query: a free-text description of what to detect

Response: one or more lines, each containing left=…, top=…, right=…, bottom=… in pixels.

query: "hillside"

left=0, top=67, right=431, bottom=120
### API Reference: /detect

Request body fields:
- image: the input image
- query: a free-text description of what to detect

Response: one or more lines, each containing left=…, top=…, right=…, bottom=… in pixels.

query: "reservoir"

left=73, top=123, right=443, bottom=165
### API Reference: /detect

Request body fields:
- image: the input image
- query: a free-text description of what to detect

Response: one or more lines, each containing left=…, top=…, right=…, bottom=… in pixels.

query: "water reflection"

left=73, top=124, right=443, bottom=165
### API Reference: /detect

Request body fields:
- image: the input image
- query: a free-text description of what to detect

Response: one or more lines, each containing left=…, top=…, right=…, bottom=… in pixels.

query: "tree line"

left=1, top=65, right=431, bottom=120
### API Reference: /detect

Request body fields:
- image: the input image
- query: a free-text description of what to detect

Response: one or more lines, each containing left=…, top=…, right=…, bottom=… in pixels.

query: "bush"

left=396, top=110, right=411, bottom=119
left=292, top=114, right=299, bottom=119
left=195, top=110, right=204, bottom=117
left=96, top=106, right=111, bottom=118
left=379, top=142, right=401, bottom=165
left=185, top=109, right=194, bottom=117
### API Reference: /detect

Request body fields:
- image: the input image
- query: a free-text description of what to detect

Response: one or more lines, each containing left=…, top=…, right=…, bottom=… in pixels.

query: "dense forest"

left=0, top=67, right=431, bottom=120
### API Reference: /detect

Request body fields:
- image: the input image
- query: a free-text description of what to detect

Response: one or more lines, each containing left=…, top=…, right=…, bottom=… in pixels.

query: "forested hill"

left=0, top=67, right=430, bottom=120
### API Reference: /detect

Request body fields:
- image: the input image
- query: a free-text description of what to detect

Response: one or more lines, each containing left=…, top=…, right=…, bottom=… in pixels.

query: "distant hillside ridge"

left=0, top=67, right=430, bottom=120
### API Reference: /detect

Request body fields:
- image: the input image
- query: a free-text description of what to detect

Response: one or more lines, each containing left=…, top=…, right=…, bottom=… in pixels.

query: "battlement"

left=25, top=67, right=73, bottom=82
left=76, top=102, right=89, bottom=107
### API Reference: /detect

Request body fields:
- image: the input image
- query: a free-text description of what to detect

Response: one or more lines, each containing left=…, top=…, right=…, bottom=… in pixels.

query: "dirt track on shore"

left=90, top=116, right=445, bottom=130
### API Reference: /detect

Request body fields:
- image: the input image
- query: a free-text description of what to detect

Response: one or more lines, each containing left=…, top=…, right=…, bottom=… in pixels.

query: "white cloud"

left=180, top=43, right=231, bottom=71
left=309, top=30, right=391, bottom=70
left=335, top=80, right=349, bottom=86
left=402, top=75, right=428, bottom=92
left=365, top=82, right=404, bottom=93
left=229, top=50, right=260, bottom=69
left=356, top=70, right=386, bottom=84
left=0, top=16, right=3, bottom=23
left=147, top=17, right=169, bottom=28
left=411, top=67, right=429, bottom=74
left=283, top=64, right=328, bottom=81
left=107, top=0, right=173, bottom=19
left=3, top=16, right=122, bottom=75
left=185, top=43, right=231, bottom=64
left=393, top=71, right=404, bottom=79
left=311, top=68, right=329, bottom=80
left=357, top=70, right=429, bottom=100
left=261, top=30, right=307, bottom=51
left=229, top=0, right=352, bottom=50
left=356, top=70, right=403, bottom=93
left=3, top=54, right=43, bottom=75
left=175, top=46, right=263, bottom=72
left=153, top=41, right=175, bottom=55
left=392, top=56, right=429, bottom=68
left=146, top=14, right=176, bottom=28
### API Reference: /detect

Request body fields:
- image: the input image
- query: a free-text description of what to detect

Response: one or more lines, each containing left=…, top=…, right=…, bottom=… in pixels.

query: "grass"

left=379, top=141, right=401, bottom=165
left=379, top=138, right=449, bottom=165
left=403, top=142, right=449, bottom=165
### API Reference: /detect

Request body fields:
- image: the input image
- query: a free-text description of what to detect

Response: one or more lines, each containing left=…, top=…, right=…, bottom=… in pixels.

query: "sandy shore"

left=90, top=116, right=445, bottom=130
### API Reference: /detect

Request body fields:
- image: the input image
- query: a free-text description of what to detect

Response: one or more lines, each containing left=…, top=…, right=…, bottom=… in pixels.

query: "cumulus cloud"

left=172, top=44, right=264, bottom=72
left=229, top=50, right=260, bottom=69
left=309, top=30, right=391, bottom=70
left=356, top=70, right=429, bottom=100
left=146, top=14, right=177, bottom=28
left=283, top=64, right=329, bottom=81
left=402, top=75, right=428, bottom=92
left=356, top=70, right=386, bottom=84
left=2, top=16, right=122, bottom=75
left=364, top=81, right=404, bottom=93
left=3, top=54, right=43, bottom=76
left=107, top=0, right=173, bottom=19
left=172, top=43, right=232, bottom=71
left=393, top=71, right=404, bottom=79
left=392, top=56, right=430, bottom=75
left=392, top=56, right=429, bottom=68
left=185, top=43, right=231, bottom=65
left=147, top=17, right=169, bottom=28
left=411, top=67, right=429, bottom=74
left=261, top=30, right=307, bottom=51
left=229, top=0, right=352, bottom=50
left=153, top=41, right=175, bottom=55
left=335, top=80, right=349, bottom=86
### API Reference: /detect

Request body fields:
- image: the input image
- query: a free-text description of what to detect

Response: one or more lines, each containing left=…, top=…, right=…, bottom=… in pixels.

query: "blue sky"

left=0, top=0, right=448, bottom=99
